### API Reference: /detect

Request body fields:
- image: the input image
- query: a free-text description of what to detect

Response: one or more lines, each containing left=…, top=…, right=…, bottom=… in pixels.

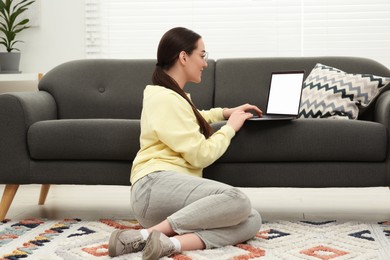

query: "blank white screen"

left=266, top=73, right=304, bottom=115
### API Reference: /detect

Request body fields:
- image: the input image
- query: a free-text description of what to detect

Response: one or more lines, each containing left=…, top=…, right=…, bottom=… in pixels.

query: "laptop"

left=249, top=70, right=305, bottom=121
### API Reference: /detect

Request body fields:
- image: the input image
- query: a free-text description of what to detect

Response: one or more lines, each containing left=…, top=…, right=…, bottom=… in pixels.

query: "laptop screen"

left=266, top=71, right=305, bottom=115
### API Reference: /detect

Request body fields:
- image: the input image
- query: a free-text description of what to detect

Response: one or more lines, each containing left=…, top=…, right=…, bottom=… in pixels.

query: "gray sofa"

left=1, top=57, right=390, bottom=221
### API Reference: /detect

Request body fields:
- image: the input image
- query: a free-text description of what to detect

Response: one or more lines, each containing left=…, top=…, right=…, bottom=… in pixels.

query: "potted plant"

left=0, top=0, right=35, bottom=73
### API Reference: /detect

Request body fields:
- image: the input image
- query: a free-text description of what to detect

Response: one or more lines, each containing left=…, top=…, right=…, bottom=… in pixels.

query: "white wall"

left=3, top=1, right=389, bottom=74
left=15, top=0, right=86, bottom=73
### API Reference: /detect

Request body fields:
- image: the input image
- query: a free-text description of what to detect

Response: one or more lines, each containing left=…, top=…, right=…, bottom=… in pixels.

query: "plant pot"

left=0, top=52, right=21, bottom=73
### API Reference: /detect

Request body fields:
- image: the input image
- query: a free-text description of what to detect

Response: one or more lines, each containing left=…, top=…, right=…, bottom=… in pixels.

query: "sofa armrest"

left=375, top=90, right=390, bottom=128
left=0, top=91, right=57, bottom=183
left=374, top=90, right=390, bottom=163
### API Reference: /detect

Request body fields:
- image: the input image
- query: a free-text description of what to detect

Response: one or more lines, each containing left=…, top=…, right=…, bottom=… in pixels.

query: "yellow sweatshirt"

left=130, top=85, right=236, bottom=184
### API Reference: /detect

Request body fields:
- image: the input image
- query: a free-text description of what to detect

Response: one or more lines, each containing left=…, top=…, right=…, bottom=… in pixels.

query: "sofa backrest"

left=39, top=59, right=215, bottom=119
left=214, top=57, right=390, bottom=121
left=40, top=57, right=390, bottom=121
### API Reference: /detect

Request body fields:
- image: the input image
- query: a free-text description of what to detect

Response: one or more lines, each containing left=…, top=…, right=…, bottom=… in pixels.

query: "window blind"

left=85, top=0, right=390, bottom=67
left=302, top=0, right=390, bottom=67
left=85, top=0, right=101, bottom=58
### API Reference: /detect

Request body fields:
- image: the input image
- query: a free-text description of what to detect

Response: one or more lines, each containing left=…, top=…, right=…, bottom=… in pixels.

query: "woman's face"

left=185, top=38, right=208, bottom=84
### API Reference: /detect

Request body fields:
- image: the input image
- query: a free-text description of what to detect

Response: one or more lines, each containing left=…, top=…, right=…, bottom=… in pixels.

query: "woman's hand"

left=224, top=104, right=263, bottom=132
left=223, top=104, right=263, bottom=119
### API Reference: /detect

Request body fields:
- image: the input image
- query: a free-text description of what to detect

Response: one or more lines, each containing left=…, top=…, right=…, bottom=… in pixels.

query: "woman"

left=109, top=27, right=263, bottom=259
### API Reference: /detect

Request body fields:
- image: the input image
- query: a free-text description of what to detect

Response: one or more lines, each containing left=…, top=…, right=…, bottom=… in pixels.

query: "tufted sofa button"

left=98, top=87, right=105, bottom=93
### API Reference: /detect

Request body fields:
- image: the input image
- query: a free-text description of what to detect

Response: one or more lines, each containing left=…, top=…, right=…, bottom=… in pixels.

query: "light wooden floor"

left=1, top=184, right=390, bottom=222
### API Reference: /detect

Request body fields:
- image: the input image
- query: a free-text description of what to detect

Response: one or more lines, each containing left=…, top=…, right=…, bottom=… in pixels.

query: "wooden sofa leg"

left=38, top=184, right=51, bottom=205
left=0, top=184, right=19, bottom=221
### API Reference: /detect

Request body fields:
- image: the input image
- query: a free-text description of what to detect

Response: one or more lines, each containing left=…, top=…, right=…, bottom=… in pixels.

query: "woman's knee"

left=225, top=188, right=252, bottom=219
left=249, top=209, right=262, bottom=237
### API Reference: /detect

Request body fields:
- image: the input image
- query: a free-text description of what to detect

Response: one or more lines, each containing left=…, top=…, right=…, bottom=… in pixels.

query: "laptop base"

left=248, top=115, right=295, bottom=121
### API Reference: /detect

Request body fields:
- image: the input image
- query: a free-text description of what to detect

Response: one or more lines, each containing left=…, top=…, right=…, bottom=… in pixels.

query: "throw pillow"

left=298, top=63, right=390, bottom=119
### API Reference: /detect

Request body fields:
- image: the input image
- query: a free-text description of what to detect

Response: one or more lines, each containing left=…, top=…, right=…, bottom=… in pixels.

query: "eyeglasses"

left=202, top=52, right=209, bottom=62
left=184, top=51, right=208, bottom=62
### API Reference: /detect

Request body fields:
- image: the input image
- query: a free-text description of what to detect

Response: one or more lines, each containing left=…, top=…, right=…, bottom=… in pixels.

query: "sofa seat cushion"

left=213, top=119, right=387, bottom=162
left=28, top=119, right=140, bottom=160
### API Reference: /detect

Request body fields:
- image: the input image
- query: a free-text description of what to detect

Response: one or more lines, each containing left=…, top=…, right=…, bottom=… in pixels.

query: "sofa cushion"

left=298, top=63, right=390, bottom=119
left=214, top=57, right=390, bottom=121
left=28, top=119, right=140, bottom=160
left=212, top=119, right=386, bottom=162
left=38, top=59, right=216, bottom=120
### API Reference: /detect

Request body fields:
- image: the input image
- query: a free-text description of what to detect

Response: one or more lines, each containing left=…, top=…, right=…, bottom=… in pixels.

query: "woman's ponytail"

left=153, top=65, right=214, bottom=138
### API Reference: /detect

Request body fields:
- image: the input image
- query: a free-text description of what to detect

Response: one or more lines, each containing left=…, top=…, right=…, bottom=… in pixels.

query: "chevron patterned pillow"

left=298, top=63, right=390, bottom=119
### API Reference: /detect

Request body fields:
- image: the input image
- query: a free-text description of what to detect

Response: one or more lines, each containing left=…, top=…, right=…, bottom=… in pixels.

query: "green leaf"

left=13, top=26, right=29, bottom=34
left=17, top=18, right=29, bottom=26
left=13, top=0, right=34, bottom=13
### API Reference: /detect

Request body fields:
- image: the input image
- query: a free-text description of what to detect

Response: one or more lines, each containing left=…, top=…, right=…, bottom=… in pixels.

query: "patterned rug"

left=1, top=218, right=390, bottom=259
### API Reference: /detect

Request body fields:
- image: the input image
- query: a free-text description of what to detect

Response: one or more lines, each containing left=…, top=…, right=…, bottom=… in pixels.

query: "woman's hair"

left=153, top=27, right=214, bottom=138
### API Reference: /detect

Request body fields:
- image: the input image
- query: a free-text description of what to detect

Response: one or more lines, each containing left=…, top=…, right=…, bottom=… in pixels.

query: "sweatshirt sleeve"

left=147, top=92, right=235, bottom=168
left=199, top=108, right=226, bottom=123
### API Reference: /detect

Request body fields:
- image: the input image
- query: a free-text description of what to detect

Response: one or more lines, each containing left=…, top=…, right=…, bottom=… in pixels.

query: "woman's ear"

left=179, top=51, right=187, bottom=65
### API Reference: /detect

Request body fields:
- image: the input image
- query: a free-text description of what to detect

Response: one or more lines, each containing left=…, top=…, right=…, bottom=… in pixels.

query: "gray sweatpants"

left=130, top=171, right=262, bottom=249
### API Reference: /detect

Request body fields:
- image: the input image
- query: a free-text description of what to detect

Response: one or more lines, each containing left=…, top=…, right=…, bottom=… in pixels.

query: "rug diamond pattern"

left=1, top=219, right=389, bottom=259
